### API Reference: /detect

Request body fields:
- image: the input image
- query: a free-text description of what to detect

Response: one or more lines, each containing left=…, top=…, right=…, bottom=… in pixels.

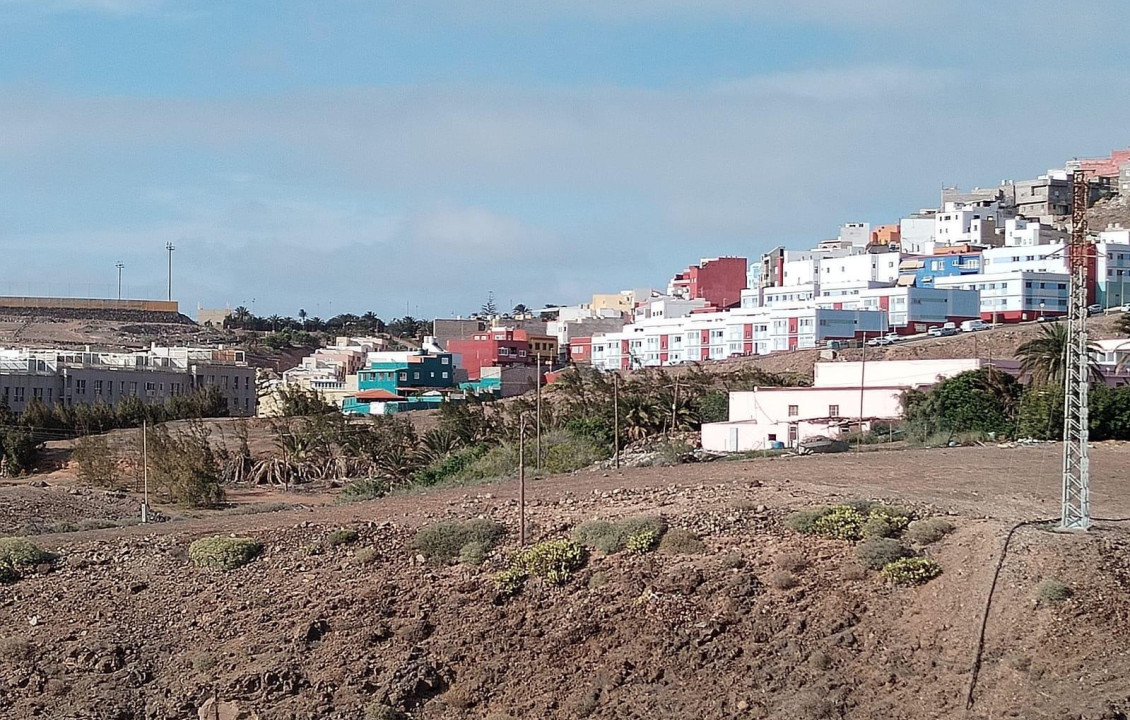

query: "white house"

left=701, top=358, right=990, bottom=451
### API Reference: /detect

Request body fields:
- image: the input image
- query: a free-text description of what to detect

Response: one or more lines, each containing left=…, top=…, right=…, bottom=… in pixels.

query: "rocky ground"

left=1, top=444, right=1129, bottom=719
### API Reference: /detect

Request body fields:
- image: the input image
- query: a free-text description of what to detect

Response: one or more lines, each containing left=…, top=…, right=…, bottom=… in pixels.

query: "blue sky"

left=1, top=1, right=1127, bottom=319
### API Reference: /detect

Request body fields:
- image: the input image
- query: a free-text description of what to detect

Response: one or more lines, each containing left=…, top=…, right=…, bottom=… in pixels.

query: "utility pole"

left=115, top=261, right=124, bottom=301
left=535, top=353, right=542, bottom=470
left=141, top=421, right=150, bottom=523
left=857, top=333, right=867, bottom=452
left=518, top=414, right=527, bottom=545
left=165, top=241, right=175, bottom=301
left=670, top=376, right=680, bottom=435
left=613, top=373, right=620, bottom=470
left=1061, top=170, right=1093, bottom=530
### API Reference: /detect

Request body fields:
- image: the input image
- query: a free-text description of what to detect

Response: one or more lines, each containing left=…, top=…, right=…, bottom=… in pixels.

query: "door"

left=728, top=427, right=739, bottom=452
left=788, top=424, right=798, bottom=448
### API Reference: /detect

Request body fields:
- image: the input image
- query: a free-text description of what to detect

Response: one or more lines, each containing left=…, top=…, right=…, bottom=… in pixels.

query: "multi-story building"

left=815, top=286, right=980, bottom=334
left=0, top=346, right=257, bottom=416
left=341, top=348, right=458, bottom=415
left=447, top=329, right=533, bottom=381
left=589, top=306, right=889, bottom=371
left=667, top=257, right=747, bottom=309
left=1003, top=217, right=1068, bottom=247
left=900, top=249, right=983, bottom=289
left=934, top=271, right=1070, bottom=321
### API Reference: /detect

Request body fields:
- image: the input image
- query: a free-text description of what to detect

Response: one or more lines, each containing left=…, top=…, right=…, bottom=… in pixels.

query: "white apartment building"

left=839, top=222, right=872, bottom=247
left=934, top=202, right=1004, bottom=248
left=934, top=271, right=1069, bottom=321
left=899, top=214, right=936, bottom=254
left=814, top=286, right=980, bottom=333
left=589, top=307, right=889, bottom=371
left=633, top=296, right=710, bottom=321
left=1003, top=217, right=1068, bottom=247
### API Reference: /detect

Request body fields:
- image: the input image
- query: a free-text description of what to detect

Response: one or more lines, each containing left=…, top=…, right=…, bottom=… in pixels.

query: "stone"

left=197, top=698, right=260, bottom=720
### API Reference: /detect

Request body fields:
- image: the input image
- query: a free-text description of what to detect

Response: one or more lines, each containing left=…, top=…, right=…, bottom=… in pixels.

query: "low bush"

left=625, top=530, right=660, bottom=554
left=774, top=552, right=808, bottom=573
left=78, top=518, right=121, bottom=531
left=658, top=528, right=705, bottom=555
left=787, top=504, right=912, bottom=542
left=0, top=537, right=55, bottom=568
left=337, top=478, right=389, bottom=504
left=327, top=529, right=359, bottom=547
left=905, top=518, right=956, bottom=545
left=769, top=570, right=798, bottom=589
left=459, top=540, right=489, bottom=566
left=449, top=444, right=521, bottom=485
left=572, top=516, right=667, bottom=554
left=784, top=508, right=831, bottom=534
left=811, top=506, right=867, bottom=541
left=191, top=653, right=216, bottom=672
left=1037, top=578, right=1073, bottom=604
left=542, top=430, right=604, bottom=474
left=840, top=562, right=868, bottom=581
left=409, top=519, right=506, bottom=565
left=719, top=552, right=745, bottom=569
left=354, top=547, right=379, bottom=565
left=881, top=557, right=942, bottom=586
left=365, top=703, right=400, bottom=720
left=856, top=538, right=914, bottom=570
left=0, top=564, right=18, bottom=585
left=497, top=538, right=588, bottom=595
left=0, top=637, right=33, bottom=664
left=188, top=536, right=263, bottom=570
left=587, top=571, right=609, bottom=589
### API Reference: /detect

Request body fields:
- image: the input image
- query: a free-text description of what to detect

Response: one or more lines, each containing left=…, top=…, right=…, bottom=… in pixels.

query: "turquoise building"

left=343, top=350, right=457, bottom=415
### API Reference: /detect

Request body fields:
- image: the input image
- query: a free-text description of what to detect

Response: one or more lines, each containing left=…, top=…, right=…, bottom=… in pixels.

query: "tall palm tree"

left=298, top=308, right=308, bottom=329
left=1016, top=323, right=1104, bottom=386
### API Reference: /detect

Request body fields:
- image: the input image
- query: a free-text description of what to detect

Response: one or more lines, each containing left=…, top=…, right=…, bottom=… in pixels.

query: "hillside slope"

left=2, top=445, right=1129, bottom=719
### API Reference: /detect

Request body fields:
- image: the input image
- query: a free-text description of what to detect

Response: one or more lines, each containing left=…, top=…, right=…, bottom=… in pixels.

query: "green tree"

left=1016, top=323, right=1104, bottom=386
left=903, top=368, right=1022, bottom=440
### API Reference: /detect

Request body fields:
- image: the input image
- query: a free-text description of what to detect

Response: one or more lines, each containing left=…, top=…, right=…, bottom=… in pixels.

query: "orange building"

left=869, top=224, right=901, bottom=247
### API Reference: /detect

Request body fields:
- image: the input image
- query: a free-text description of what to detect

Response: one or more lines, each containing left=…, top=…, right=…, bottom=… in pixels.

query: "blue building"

left=899, top=251, right=983, bottom=288
left=343, top=350, right=457, bottom=415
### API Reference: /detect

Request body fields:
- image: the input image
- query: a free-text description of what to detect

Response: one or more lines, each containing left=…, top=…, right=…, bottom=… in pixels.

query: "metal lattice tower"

left=1061, top=170, right=1092, bottom=530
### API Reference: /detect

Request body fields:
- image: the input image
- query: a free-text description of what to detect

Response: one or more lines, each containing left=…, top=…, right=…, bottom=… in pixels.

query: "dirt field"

left=1, top=443, right=1129, bottom=719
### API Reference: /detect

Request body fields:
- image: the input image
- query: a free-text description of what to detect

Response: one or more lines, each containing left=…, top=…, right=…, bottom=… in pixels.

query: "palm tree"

left=298, top=308, right=308, bottom=329
left=268, top=314, right=281, bottom=332
left=1016, top=324, right=1104, bottom=386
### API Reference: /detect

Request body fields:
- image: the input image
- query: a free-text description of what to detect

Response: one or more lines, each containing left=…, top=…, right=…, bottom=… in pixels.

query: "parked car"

left=883, top=332, right=900, bottom=343
left=1087, top=304, right=1104, bottom=317
left=1037, top=313, right=1060, bottom=323
left=960, top=319, right=989, bottom=332
left=927, top=322, right=957, bottom=337
left=1117, top=304, right=1130, bottom=313
left=867, top=335, right=894, bottom=347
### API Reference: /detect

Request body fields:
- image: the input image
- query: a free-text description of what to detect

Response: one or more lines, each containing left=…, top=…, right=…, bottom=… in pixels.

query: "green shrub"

left=188, top=536, right=263, bottom=570
left=459, top=540, right=489, bottom=566
left=784, top=508, right=831, bottom=534
left=191, top=653, right=217, bottom=672
left=0, top=537, right=55, bottom=568
left=587, top=572, right=609, bottom=589
left=625, top=530, right=660, bottom=554
left=495, top=566, right=528, bottom=596
left=905, top=518, right=956, bottom=545
left=1037, top=578, right=1073, bottom=604
left=856, top=538, right=914, bottom=570
left=354, top=547, right=379, bottom=565
left=337, top=478, right=389, bottom=504
left=409, top=519, right=506, bottom=565
left=861, top=513, right=909, bottom=540
left=658, top=528, right=705, bottom=555
left=788, top=504, right=912, bottom=542
left=811, top=506, right=867, bottom=541
left=0, top=564, right=17, bottom=585
left=542, top=430, right=604, bottom=474
left=881, top=557, right=942, bottom=586
left=719, top=552, right=746, bottom=569
left=572, top=516, right=667, bottom=554
left=449, top=444, right=521, bottom=485
left=412, top=444, right=491, bottom=487
left=78, top=518, right=120, bottom=531
left=327, top=529, right=359, bottom=547
left=513, top=538, right=586, bottom=585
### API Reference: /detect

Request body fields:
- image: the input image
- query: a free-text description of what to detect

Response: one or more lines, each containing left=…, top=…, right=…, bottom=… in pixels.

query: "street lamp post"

left=1040, top=300, right=1046, bottom=321
left=165, top=241, right=175, bottom=301
left=115, top=261, right=124, bottom=301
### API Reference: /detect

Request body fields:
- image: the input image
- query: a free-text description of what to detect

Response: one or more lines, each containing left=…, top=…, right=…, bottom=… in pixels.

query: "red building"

left=667, top=256, right=747, bottom=309
left=447, top=329, right=531, bottom=381
left=567, top=337, right=592, bottom=364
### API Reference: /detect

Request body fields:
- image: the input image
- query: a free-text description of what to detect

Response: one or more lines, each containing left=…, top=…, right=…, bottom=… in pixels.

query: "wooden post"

left=535, top=353, right=542, bottom=470
left=519, top=414, right=527, bottom=546
left=141, top=420, right=149, bottom=523
left=613, top=374, right=620, bottom=470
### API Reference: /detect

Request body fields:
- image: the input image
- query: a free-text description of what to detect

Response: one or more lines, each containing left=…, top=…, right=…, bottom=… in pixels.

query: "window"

left=442, top=372, right=449, bottom=379
left=441, top=357, right=450, bottom=365
left=94, top=380, right=103, bottom=396
left=413, top=372, right=420, bottom=380
left=14, top=387, right=25, bottom=403
left=829, top=404, right=840, bottom=417
left=76, top=379, right=86, bottom=395
left=33, top=388, right=43, bottom=401
left=788, top=405, right=799, bottom=417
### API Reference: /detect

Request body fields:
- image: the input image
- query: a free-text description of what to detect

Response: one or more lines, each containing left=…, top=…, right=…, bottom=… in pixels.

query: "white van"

left=960, top=319, right=989, bottom=332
